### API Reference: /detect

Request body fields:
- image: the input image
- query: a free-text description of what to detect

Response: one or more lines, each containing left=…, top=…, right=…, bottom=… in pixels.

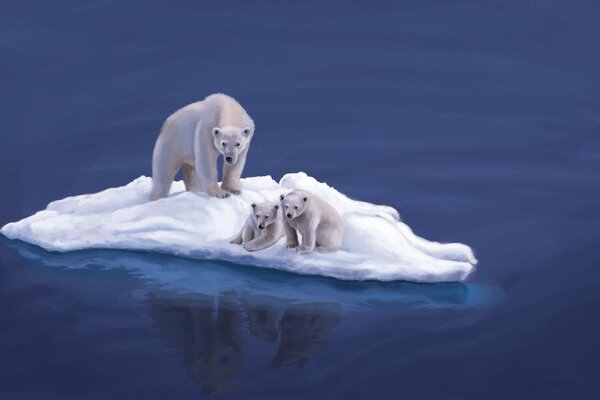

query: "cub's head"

left=212, top=125, right=253, bottom=165
left=280, top=191, right=309, bottom=220
left=250, top=201, right=280, bottom=231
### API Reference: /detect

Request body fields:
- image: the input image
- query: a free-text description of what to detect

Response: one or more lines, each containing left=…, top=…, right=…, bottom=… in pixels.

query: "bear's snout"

left=225, top=156, right=233, bottom=164
left=258, top=224, right=264, bottom=230
left=286, top=213, right=292, bottom=219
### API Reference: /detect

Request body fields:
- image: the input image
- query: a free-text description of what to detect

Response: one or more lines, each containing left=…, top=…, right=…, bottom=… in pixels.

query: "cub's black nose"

left=258, top=224, right=264, bottom=230
left=225, top=156, right=233, bottom=163
left=286, top=213, right=292, bottom=219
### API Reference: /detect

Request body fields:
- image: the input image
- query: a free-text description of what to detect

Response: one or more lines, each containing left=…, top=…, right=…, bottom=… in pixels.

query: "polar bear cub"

left=280, top=190, right=343, bottom=255
left=230, top=201, right=284, bottom=252
left=149, top=93, right=255, bottom=200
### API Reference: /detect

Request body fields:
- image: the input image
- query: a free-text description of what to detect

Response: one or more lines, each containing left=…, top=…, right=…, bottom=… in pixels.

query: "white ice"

left=0, top=173, right=478, bottom=282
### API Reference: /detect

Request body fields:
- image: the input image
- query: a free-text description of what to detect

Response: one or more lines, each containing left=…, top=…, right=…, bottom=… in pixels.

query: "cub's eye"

left=265, top=216, right=269, bottom=219
left=284, top=205, right=288, bottom=209
left=222, top=142, right=227, bottom=147
left=294, top=206, right=298, bottom=210
left=236, top=142, right=241, bottom=147
left=256, top=215, right=259, bottom=218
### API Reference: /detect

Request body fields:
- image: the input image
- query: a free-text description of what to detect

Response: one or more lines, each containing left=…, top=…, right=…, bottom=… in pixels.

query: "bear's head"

left=280, top=191, right=309, bottom=220
left=212, top=125, right=253, bottom=165
left=251, top=201, right=280, bottom=231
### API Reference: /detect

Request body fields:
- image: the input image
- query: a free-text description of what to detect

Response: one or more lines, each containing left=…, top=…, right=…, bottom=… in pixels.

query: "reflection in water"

left=273, top=302, right=341, bottom=369
left=149, top=291, right=245, bottom=395
left=2, top=238, right=489, bottom=395
left=3, top=238, right=485, bottom=310
left=241, top=294, right=287, bottom=343
left=148, top=290, right=341, bottom=394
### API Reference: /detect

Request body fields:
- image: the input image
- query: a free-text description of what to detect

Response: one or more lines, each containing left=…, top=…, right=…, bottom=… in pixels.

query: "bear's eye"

left=256, top=215, right=259, bottom=218
left=222, top=142, right=227, bottom=148
left=265, top=216, right=269, bottom=219
left=294, top=206, right=298, bottom=210
left=236, top=142, right=241, bottom=147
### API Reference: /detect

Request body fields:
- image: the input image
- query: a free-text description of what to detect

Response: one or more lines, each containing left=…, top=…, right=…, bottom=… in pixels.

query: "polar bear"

left=230, top=201, right=284, bottom=252
left=149, top=93, right=255, bottom=200
left=280, top=190, right=343, bottom=255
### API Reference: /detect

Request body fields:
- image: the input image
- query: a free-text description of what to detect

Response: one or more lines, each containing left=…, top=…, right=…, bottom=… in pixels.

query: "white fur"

left=280, top=190, right=343, bottom=255
left=149, top=93, right=255, bottom=200
left=230, top=201, right=284, bottom=252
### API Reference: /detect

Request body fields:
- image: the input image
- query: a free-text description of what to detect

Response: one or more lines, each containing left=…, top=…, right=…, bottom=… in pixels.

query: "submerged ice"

left=0, top=173, right=478, bottom=282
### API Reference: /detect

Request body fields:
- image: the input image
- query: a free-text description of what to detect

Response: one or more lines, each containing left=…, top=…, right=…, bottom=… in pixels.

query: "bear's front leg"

left=221, top=148, right=248, bottom=195
left=243, top=234, right=278, bottom=252
left=221, top=163, right=240, bottom=195
left=207, top=182, right=231, bottom=198
left=283, top=222, right=299, bottom=249
left=196, top=137, right=230, bottom=198
left=205, top=156, right=229, bottom=198
left=296, top=222, right=317, bottom=255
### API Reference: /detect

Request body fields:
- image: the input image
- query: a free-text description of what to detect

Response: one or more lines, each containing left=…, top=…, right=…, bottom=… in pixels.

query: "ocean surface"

left=1, top=0, right=599, bottom=398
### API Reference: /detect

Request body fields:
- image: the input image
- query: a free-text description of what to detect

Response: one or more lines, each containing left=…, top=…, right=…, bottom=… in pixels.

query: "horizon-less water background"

left=1, top=0, right=600, bottom=399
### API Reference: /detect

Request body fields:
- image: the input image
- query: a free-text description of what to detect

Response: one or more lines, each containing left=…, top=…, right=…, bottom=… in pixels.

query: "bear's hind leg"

left=315, top=245, right=337, bottom=254
left=149, top=161, right=179, bottom=201
left=230, top=223, right=254, bottom=245
left=229, top=229, right=244, bottom=245
left=182, top=164, right=203, bottom=192
left=314, top=224, right=342, bottom=253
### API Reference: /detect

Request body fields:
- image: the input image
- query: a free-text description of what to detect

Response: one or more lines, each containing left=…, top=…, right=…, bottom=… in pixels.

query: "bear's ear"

left=212, top=127, right=221, bottom=137
left=251, top=203, right=256, bottom=208
left=274, top=205, right=279, bottom=210
left=280, top=194, right=285, bottom=201
left=242, top=127, right=252, bottom=137
left=303, top=196, right=308, bottom=202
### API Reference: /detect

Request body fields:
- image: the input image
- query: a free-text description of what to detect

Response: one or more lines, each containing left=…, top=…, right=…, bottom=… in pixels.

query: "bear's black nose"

left=286, top=213, right=292, bottom=219
left=225, top=156, right=233, bottom=163
left=258, top=224, right=264, bottom=230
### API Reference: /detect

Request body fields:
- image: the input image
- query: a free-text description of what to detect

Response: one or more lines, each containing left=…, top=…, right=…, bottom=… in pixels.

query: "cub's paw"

left=296, top=246, right=312, bottom=255
left=242, top=243, right=257, bottom=252
left=286, top=242, right=299, bottom=249
left=229, top=238, right=242, bottom=245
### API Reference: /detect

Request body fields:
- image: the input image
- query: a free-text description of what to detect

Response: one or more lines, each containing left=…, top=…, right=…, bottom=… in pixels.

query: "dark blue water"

left=1, top=1, right=599, bottom=398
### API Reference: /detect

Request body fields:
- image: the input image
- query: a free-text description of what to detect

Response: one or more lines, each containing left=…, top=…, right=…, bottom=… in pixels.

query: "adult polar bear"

left=149, top=93, right=255, bottom=200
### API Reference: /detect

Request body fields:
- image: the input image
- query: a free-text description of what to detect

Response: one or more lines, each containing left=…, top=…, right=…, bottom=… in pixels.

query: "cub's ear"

left=303, top=196, right=308, bottom=202
left=212, top=127, right=221, bottom=137
left=274, top=205, right=279, bottom=210
left=242, top=127, right=252, bottom=137
left=251, top=203, right=256, bottom=208
left=280, top=194, right=285, bottom=201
